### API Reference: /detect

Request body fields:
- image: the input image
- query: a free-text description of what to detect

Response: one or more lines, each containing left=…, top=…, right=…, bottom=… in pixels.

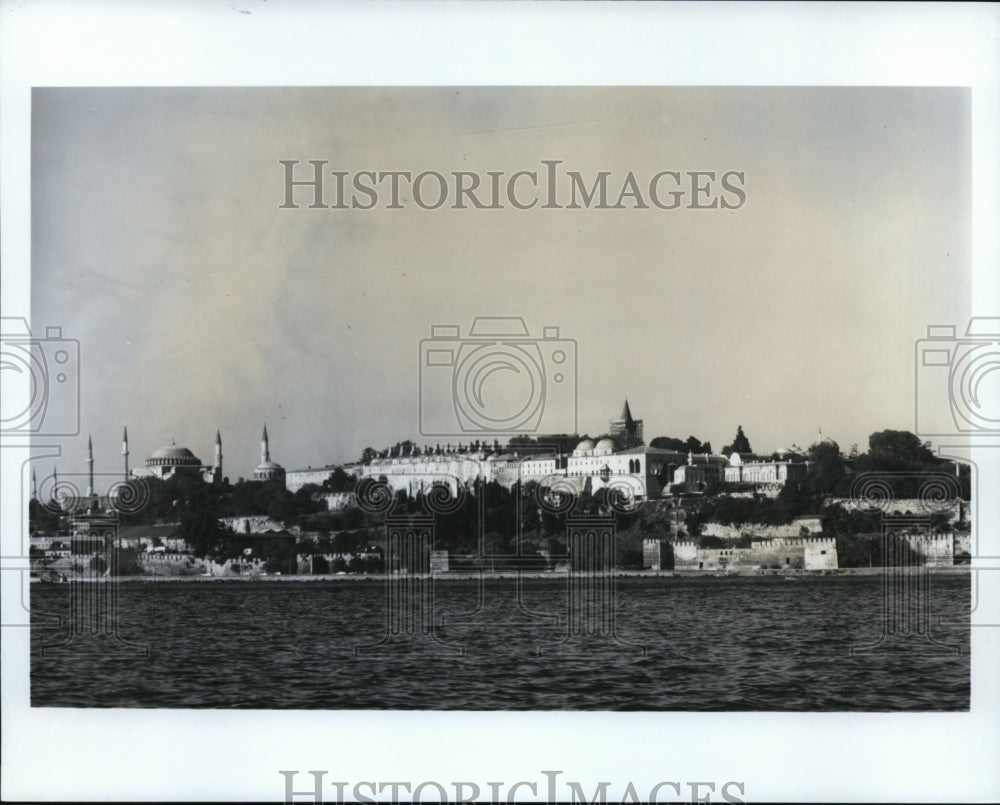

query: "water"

left=30, top=574, right=969, bottom=710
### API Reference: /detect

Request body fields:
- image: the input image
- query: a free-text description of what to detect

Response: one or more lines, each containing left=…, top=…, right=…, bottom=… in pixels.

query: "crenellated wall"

left=901, top=533, right=955, bottom=567
left=670, top=536, right=838, bottom=571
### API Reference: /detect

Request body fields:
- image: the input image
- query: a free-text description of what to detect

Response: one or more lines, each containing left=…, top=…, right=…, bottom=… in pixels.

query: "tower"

left=31, top=470, right=37, bottom=501
left=86, top=434, right=95, bottom=498
left=253, top=423, right=285, bottom=484
left=122, top=424, right=130, bottom=481
left=609, top=400, right=643, bottom=445
left=214, top=429, right=223, bottom=483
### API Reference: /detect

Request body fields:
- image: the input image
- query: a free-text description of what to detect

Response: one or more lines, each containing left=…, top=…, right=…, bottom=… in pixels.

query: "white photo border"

left=2, top=2, right=998, bottom=802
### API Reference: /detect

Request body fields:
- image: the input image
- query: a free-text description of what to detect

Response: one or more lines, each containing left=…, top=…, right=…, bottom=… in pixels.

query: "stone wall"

left=902, top=533, right=955, bottom=567
left=285, top=467, right=337, bottom=493
left=138, top=552, right=205, bottom=576
left=219, top=515, right=290, bottom=534
left=642, top=539, right=670, bottom=570
left=670, top=536, right=838, bottom=571
left=701, top=517, right=824, bottom=540
left=321, top=492, right=356, bottom=511
left=836, top=497, right=964, bottom=521
left=804, top=538, right=840, bottom=570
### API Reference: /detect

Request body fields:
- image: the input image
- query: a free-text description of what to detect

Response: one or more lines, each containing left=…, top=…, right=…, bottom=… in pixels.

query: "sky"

left=30, top=86, right=970, bottom=489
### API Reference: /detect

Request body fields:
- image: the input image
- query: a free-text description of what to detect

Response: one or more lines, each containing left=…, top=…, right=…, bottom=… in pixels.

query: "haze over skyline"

left=30, top=86, right=970, bottom=491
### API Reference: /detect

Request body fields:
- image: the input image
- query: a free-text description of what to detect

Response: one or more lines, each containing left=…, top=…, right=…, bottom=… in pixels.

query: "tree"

left=865, top=430, right=937, bottom=470
left=650, top=436, right=687, bottom=451
left=722, top=426, right=752, bottom=455
left=324, top=467, right=355, bottom=492
left=28, top=499, right=62, bottom=534
left=684, top=436, right=707, bottom=454
left=181, top=511, right=232, bottom=559
left=807, top=440, right=846, bottom=496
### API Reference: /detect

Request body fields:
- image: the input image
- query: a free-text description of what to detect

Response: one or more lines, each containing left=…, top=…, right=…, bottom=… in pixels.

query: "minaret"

left=621, top=399, right=634, bottom=428
left=214, top=430, right=223, bottom=482
left=31, top=470, right=37, bottom=501
left=122, top=424, right=130, bottom=481
left=86, top=434, right=95, bottom=497
left=261, top=424, right=270, bottom=464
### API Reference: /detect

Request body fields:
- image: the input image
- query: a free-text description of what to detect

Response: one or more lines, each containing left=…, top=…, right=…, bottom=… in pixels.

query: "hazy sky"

left=31, top=86, right=970, bottom=488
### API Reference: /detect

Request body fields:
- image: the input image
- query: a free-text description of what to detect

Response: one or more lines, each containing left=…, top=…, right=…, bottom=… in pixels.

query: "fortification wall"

left=673, top=541, right=698, bottom=563
left=321, top=492, right=356, bottom=511
left=902, top=533, right=955, bottom=567
left=836, top=497, right=964, bottom=521
left=219, top=515, right=289, bottom=534
left=138, top=552, right=205, bottom=576
left=670, top=536, right=838, bottom=571
left=642, top=539, right=670, bottom=570
left=804, top=538, right=839, bottom=569
left=701, top=517, right=823, bottom=540
left=285, top=468, right=337, bottom=493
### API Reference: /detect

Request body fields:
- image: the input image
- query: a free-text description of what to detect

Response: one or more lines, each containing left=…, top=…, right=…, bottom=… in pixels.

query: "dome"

left=594, top=438, right=616, bottom=455
left=575, top=439, right=594, bottom=452
left=147, top=445, right=201, bottom=466
left=255, top=461, right=284, bottom=471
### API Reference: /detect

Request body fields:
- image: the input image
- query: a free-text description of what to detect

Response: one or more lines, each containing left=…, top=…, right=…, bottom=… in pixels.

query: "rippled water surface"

left=30, top=575, right=969, bottom=710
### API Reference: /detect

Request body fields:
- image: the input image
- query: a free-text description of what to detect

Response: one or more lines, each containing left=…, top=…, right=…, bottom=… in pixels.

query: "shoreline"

left=30, top=566, right=972, bottom=583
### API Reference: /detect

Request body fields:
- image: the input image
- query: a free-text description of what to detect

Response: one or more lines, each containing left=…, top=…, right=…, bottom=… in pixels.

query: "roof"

left=615, top=446, right=686, bottom=458
left=117, top=524, right=183, bottom=540
left=688, top=454, right=728, bottom=465
left=287, top=465, right=340, bottom=474
left=149, top=445, right=200, bottom=463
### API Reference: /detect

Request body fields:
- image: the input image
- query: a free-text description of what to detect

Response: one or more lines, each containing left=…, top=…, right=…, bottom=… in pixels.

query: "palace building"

left=342, top=402, right=687, bottom=501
